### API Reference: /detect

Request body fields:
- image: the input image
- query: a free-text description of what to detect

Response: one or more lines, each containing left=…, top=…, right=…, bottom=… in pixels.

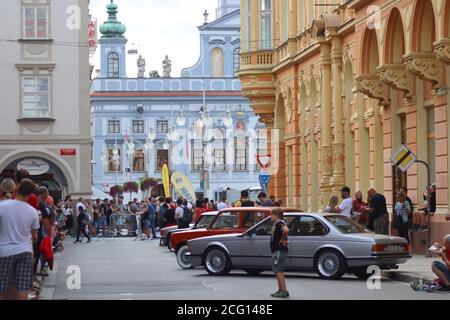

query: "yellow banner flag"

left=171, top=171, right=197, bottom=203
left=162, top=164, right=170, bottom=198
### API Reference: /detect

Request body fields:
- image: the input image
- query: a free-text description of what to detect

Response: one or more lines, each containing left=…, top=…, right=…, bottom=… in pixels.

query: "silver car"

left=186, top=213, right=411, bottom=280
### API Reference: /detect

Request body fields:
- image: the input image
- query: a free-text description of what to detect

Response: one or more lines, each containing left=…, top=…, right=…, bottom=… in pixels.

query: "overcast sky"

left=89, top=0, right=219, bottom=77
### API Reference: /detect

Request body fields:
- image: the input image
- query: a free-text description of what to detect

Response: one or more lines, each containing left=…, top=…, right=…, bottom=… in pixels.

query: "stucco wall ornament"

left=355, top=74, right=389, bottom=106
left=434, top=39, right=450, bottom=64
left=404, top=52, right=442, bottom=88
left=377, top=64, right=413, bottom=98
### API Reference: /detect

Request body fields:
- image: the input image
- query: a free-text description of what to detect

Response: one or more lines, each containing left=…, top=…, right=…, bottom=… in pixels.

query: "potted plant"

left=109, top=185, right=123, bottom=198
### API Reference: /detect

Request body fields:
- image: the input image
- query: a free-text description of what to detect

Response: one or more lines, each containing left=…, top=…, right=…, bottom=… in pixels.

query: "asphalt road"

left=40, top=237, right=450, bottom=300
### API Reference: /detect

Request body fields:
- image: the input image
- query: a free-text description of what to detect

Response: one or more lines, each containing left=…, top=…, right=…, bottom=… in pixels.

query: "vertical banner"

left=162, top=164, right=170, bottom=198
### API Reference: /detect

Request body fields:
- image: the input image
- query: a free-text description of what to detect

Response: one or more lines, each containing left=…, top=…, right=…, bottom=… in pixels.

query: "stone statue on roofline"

left=137, top=55, right=146, bottom=78
left=162, top=55, right=172, bottom=78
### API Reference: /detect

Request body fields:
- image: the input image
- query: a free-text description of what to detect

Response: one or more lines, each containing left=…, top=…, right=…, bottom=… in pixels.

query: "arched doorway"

left=0, top=156, right=69, bottom=202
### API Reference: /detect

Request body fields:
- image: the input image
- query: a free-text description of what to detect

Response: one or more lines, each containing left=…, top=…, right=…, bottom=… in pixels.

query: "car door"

left=287, top=216, right=329, bottom=269
left=237, top=218, right=273, bottom=269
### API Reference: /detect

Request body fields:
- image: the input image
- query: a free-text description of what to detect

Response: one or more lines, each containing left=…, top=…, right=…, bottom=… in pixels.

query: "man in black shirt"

left=270, top=208, right=289, bottom=298
left=366, top=188, right=389, bottom=235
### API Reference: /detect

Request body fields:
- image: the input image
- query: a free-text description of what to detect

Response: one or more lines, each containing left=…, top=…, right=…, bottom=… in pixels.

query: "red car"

left=170, top=207, right=301, bottom=269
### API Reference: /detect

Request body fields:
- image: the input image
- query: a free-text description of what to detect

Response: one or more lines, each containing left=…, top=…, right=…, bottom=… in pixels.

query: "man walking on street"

left=74, top=205, right=91, bottom=243
left=0, top=179, right=40, bottom=300
left=270, top=208, right=289, bottom=298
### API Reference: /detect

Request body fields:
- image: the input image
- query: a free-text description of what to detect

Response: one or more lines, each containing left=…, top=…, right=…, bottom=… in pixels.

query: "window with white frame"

left=22, top=76, right=50, bottom=118
left=233, top=47, right=241, bottom=76
left=107, top=147, right=121, bottom=172
left=246, top=0, right=252, bottom=51
left=108, top=120, right=120, bottom=134
left=132, top=120, right=144, bottom=133
left=23, top=6, right=48, bottom=39
left=107, top=52, right=120, bottom=78
left=235, top=135, right=248, bottom=171
left=260, top=0, right=272, bottom=49
left=213, top=129, right=226, bottom=171
left=133, top=149, right=145, bottom=172
left=157, top=120, right=169, bottom=133
left=192, top=140, right=203, bottom=171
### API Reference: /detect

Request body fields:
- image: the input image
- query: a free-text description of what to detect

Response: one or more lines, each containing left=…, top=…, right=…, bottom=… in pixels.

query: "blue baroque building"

left=91, top=0, right=266, bottom=200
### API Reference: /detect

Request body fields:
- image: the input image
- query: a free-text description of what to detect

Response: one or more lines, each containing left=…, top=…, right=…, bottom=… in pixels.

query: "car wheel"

left=167, top=233, right=172, bottom=250
left=204, top=247, right=231, bottom=276
left=244, top=269, right=263, bottom=276
left=314, top=249, right=346, bottom=280
left=352, top=267, right=371, bottom=280
left=176, top=245, right=193, bottom=269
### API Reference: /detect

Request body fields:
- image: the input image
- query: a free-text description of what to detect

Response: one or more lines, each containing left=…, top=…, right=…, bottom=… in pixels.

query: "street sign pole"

left=415, top=160, right=432, bottom=258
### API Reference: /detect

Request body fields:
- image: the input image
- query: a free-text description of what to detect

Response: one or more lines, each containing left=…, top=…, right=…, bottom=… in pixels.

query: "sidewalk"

left=382, top=255, right=437, bottom=283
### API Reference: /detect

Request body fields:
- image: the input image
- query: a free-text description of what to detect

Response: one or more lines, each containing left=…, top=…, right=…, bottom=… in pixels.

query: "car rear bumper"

left=185, top=252, right=202, bottom=267
left=347, top=254, right=411, bottom=268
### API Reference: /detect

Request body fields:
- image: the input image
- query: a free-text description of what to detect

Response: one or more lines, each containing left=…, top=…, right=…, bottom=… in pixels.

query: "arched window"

left=260, top=0, right=272, bottom=49
left=107, top=52, right=119, bottom=78
left=233, top=47, right=241, bottom=75
left=211, top=48, right=224, bottom=77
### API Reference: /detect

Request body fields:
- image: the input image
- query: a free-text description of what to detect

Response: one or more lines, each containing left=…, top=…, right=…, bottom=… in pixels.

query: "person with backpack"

left=181, top=199, right=193, bottom=228
left=175, top=199, right=187, bottom=229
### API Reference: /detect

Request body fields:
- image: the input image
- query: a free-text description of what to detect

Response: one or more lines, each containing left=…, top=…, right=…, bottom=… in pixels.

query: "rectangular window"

left=108, top=120, right=120, bottom=134
left=235, top=136, right=248, bottom=171
left=260, top=0, right=272, bottom=50
left=157, top=120, right=169, bottom=134
left=256, top=129, right=268, bottom=170
left=108, top=147, right=121, bottom=172
left=22, top=76, right=50, bottom=118
left=133, top=150, right=145, bottom=172
left=427, top=107, right=436, bottom=182
left=24, top=7, right=48, bottom=39
left=246, top=0, right=252, bottom=51
left=132, top=120, right=144, bottom=133
left=213, top=140, right=226, bottom=171
left=282, top=0, right=289, bottom=41
left=156, top=149, right=169, bottom=172
left=192, top=140, right=203, bottom=171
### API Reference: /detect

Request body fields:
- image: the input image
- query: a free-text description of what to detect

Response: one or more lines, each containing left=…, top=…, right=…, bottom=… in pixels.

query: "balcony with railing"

left=239, top=50, right=274, bottom=73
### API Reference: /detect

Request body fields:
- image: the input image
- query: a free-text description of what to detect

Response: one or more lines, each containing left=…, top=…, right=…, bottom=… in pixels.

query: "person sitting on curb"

left=431, top=234, right=450, bottom=291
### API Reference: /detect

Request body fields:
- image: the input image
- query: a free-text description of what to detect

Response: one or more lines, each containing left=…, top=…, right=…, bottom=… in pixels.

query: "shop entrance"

left=0, top=157, right=69, bottom=202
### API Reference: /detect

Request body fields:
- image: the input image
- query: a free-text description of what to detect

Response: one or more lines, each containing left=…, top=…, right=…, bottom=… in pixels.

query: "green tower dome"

left=99, top=0, right=126, bottom=38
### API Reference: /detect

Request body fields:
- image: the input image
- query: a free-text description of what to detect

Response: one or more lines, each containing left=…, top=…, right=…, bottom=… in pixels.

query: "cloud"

left=90, top=0, right=218, bottom=77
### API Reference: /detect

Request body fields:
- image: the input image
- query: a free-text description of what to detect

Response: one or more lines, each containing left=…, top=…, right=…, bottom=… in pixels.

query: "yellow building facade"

left=238, top=0, right=450, bottom=246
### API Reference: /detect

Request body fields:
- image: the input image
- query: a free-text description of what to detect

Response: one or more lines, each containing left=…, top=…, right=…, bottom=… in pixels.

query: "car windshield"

left=195, top=215, right=216, bottom=229
left=325, top=215, right=370, bottom=234
left=210, top=212, right=240, bottom=229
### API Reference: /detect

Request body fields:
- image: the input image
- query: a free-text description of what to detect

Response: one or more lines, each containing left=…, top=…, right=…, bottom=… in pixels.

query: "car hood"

left=342, top=233, right=408, bottom=244
left=188, top=233, right=242, bottom=244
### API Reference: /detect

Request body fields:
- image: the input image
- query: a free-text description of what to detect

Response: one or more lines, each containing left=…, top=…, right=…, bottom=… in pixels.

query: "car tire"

left=314, top=249, right=346, bottom=280
left=167, top=233, right=172, bottom=250
left=351, top=267, right=371, bottom=280
left=176, top=245, right=193, bottom=269
left=244, top=269, right=263, bottom=276
left=204, top=247, right=231, bottom=276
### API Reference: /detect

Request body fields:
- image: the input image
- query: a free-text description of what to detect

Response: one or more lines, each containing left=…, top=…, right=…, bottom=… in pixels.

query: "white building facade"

left=0, top=0, right=92, bottom=200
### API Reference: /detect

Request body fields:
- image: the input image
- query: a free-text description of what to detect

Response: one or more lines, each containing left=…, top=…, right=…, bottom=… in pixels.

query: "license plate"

left=385, top=245, right=400, bottom=252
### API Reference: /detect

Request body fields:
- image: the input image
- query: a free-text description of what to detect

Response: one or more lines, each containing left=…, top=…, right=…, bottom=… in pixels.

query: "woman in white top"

left=324, top=195, right=339, bottom=213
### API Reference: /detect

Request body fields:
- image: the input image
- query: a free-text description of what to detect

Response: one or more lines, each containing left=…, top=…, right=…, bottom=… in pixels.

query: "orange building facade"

left=238, top=0, right=450, bottom=247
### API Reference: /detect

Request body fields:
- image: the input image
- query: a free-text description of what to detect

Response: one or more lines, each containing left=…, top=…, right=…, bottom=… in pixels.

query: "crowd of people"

left=323, top=185, right=437, bottom=242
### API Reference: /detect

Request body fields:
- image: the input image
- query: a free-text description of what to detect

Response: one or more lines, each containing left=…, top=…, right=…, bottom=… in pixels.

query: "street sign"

left=259, top=173, right=270, bottom=194
left=257, top=154, right=272, bottom=169
left=259, top=174, right=270, bottom=185
left=390, top=144, right=417, bottom=172
left=60, top=148, right=76, bottom=156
